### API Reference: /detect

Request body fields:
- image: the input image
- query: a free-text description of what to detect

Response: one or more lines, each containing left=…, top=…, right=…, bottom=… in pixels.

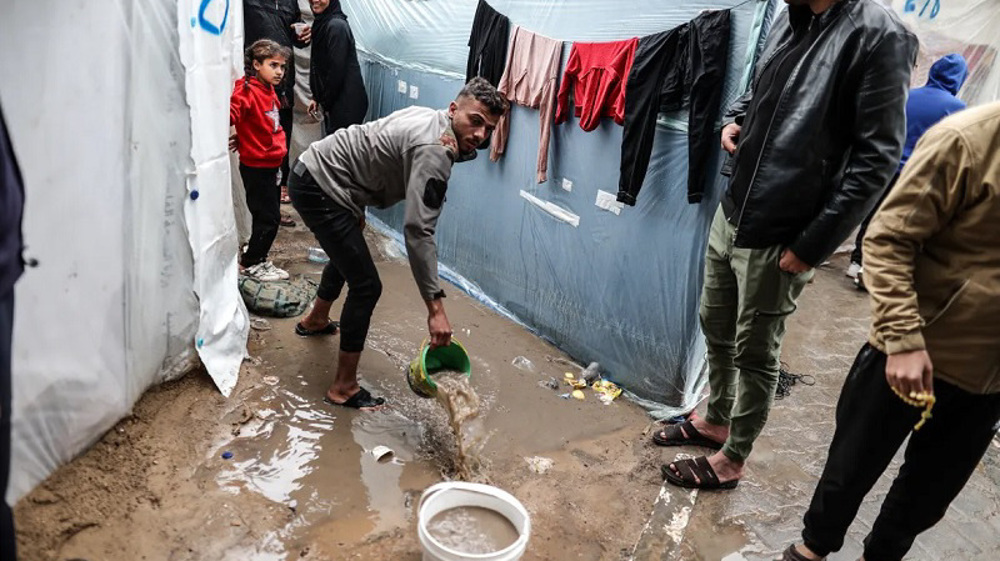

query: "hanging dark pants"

left=618, top=9, right=731, bottom=206
left=465, top=0, right=511, bottom=87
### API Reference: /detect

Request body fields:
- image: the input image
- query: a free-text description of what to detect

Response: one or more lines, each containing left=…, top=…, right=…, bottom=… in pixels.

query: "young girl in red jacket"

left=230, top=39, right=291, bottom=282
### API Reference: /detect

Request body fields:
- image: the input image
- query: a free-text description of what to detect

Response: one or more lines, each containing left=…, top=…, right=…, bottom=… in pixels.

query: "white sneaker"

left=263, top=261, right=290, bottom=280
left=244, top=262, right=282, bottom=282
left=846, top=261, right=862, bottom=280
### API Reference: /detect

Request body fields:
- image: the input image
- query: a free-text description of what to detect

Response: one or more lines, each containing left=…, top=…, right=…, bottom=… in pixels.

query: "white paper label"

left=409, top=85, right=420, bottom=99
left=595, top=190, right=624, bottom=216
left=397, top=80, right=407, bottom=94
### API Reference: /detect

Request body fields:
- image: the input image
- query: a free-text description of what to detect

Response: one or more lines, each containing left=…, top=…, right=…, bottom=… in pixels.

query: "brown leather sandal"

left=651, top=420, right=724, bottom=449
left=661, top=456, right=739, bottom=490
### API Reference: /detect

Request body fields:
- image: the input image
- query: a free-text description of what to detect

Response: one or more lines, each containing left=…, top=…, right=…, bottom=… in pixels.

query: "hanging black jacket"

left=466, top=0, right=510, bottom=87
left=243, top=0, right=306, bottom=107
left=310, top=2, right=368, bottom=134
left=0, top=107, right=24, bottom=298
left=721, top=0, right=918, bottom=267
left=617, top=9, right=731, bottom=206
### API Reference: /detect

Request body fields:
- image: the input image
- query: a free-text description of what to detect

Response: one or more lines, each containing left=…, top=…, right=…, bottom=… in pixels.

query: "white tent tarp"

left=1, top=0, right=247, bottom=502
left=890, top=0, right=1000, bottom=104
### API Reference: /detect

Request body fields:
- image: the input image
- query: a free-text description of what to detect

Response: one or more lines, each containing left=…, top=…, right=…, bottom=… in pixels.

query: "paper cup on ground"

left=371, top=445, right=394, bottom=463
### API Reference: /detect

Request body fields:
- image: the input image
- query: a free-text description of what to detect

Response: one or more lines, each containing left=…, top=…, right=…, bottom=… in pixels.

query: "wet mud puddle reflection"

left=213, top=377, right=440, bottom=559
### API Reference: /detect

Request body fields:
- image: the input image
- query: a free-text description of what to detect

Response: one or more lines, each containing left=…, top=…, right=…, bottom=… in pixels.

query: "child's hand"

left=228, top=133, right=238, bottom=152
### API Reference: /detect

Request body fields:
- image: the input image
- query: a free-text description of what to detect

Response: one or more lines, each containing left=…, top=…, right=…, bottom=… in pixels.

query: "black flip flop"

left=324, top=388, right=386, bottom=409
left=780, top=545, right=822, bottom=561
left=295, top=321, right=339, bottom=337
left=652, top=419, right=724, bottom=449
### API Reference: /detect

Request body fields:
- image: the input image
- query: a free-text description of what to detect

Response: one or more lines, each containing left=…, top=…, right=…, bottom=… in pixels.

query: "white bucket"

left=418, top=482, right=531, bottom=561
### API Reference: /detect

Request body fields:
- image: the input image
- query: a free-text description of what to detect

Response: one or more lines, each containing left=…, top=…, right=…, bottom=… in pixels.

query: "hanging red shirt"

left=555, top=38, right=639, bottom=132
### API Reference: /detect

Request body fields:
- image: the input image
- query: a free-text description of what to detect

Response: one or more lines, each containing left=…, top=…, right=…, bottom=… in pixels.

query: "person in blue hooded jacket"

left=848, top=53, right=968, bottom=282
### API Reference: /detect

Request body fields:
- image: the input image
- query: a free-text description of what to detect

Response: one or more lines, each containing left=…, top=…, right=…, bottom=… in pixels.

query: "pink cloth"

left=490, top=26, right=563, bottom=183
left=555, top=38, right=638, bottom=131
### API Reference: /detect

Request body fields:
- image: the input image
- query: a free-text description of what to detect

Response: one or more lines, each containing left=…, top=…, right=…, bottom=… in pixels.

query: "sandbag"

left=238, top=275, right=317, bottom=317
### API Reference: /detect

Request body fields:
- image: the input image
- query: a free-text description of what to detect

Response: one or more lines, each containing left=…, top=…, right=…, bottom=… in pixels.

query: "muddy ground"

left=15, top=218, right=666, bottom=561
left=17, top=217, right=1000, bottom=561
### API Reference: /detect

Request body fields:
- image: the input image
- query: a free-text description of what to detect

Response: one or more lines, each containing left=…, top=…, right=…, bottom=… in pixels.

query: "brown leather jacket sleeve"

left=863, top=125, right=971, bottom=355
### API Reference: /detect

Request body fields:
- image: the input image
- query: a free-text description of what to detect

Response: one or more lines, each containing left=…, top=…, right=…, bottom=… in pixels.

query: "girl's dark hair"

left=243, top=39, right=291, bottom=80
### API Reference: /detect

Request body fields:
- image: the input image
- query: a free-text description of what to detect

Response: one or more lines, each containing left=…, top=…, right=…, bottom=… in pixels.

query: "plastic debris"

left=592, top=380, right=622, bottom=404
left=371, top=445, right=395, bottom=463
left=571, top=390, right=585, bottom=400
left=563, top=372, right=587, bottom=390
left=262, top=375, right=279, bottom=386
left=222, top=451, right=234, bottom=460
left=537, top=377, right=560, bottom=390
left=512, top=356, right=536, bottom=372
left=525, top=456, right=555, bottom=475
left=249, top=316, right=272, bottom=332
left=581, top=362, right=601, bottom=384
left=545, top=355, right=583, bottom=370
left=307, top=247, right=330, bottom=264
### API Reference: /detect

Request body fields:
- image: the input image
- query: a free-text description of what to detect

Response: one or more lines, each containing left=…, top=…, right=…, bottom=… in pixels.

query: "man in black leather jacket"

left=657, top=0, right=918, bottom=491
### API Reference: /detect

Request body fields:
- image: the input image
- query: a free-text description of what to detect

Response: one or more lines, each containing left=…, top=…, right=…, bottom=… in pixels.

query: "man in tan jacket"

left=783, top=101, right=1000, bottom=561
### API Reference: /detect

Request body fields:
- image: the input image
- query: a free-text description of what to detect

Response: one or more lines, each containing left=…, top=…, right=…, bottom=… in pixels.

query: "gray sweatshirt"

left=299, top=106, right=475, bottom=301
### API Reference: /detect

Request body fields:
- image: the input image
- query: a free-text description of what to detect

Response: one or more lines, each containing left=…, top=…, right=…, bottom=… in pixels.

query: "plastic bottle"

left=307, top=247, right=330, bottom=264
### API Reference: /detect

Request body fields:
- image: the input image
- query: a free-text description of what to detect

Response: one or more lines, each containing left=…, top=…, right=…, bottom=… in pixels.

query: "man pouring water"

left=288, top=77, right=508, bottom=410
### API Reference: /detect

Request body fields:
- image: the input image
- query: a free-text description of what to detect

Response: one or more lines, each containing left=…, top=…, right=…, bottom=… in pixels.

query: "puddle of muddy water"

left=427, top=506, right=520, bottom=554
left=213, top=366, right=442, bottom=558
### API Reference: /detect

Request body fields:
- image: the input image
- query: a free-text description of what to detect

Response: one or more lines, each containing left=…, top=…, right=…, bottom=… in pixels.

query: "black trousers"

left=278, top=105, right=293, bottom=188
left=618, top=9, right=731, bottom=206
left=803, top=344, right=1000, bottom=560
left=851, top=172, right=900, bottom=265
left=240, top=164, right=281, bottom=267
left=288, top=163, right=381, bottom=353
left=465, top=0, right=510, bottom=87
left=1, top=290, right=16, bottom=560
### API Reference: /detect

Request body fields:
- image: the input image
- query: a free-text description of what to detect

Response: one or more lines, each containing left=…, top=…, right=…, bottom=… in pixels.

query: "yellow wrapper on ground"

left=592, top=380, right=622, bottom=401
left=571, top=390, right=585, bottom=400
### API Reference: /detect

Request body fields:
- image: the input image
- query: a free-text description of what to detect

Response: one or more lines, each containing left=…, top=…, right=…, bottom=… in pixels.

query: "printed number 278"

left=904, top=0, right=941, bottom=19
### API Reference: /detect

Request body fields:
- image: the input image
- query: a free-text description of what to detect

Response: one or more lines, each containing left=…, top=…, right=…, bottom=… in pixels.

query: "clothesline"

left=727, top=0, right=763, bottom=11
left=487, top=0, right=762, bottom=44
